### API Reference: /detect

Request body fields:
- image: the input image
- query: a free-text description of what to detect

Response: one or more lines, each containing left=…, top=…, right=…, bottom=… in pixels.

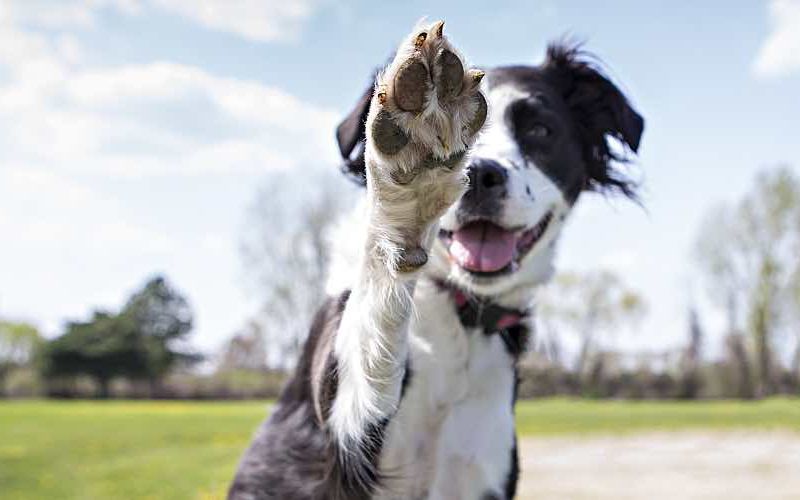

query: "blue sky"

left=1, top=0, right=799, bottom=355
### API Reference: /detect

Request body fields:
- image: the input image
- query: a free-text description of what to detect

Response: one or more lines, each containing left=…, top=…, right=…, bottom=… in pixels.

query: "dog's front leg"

left=321, top=19, right=486, bottom=491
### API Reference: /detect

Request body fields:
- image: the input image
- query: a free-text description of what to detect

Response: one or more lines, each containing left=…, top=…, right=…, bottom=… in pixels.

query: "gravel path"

left=517, top=431, right=800, bottom=500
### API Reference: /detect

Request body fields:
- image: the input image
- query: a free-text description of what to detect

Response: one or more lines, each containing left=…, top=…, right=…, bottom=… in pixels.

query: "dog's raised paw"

left=367, top=20, right=487, bottom=171
left=366, top=21, right=486, bottom=275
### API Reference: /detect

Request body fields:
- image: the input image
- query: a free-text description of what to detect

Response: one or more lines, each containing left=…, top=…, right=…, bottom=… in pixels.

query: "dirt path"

left=517, top=431, right=800, bottom=500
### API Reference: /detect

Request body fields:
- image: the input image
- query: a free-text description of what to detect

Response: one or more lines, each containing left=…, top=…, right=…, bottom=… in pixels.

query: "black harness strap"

left=433, top=279, right=531, bottom=357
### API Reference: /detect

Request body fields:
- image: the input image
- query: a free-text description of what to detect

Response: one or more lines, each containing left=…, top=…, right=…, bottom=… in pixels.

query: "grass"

left=0, top=400, right=269, bottom=500
left=1, top=398, right=798, bottom=499
left=514, top=397, right=800, bottom=436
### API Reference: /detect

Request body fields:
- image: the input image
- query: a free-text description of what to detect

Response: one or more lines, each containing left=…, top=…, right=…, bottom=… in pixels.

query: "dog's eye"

left=526, top=123, right=550, bottom=139
left=509, top=99, right=555, bottom=145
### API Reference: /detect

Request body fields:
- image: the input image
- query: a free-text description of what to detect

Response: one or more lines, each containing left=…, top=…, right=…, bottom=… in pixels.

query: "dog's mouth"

left=439, top=211, right=553, bottom=276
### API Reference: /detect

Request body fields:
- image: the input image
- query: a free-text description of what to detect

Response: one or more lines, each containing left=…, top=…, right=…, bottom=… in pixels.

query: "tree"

left=0, top=321, right=43, bottom=394
left=695, top=166, right=800, bottom=396
left=39, top=275, right=197, bottom=397
left=240, top=168, right=353, bottom=370
left=792, top=276, right=800, bottom=380
left=40, top=311, right=147, bottom=397
left=537, top=270, right=647, bottom=376
left=121, top=275, right=198, bottom=392
left=678, top=306, right=704, bottom=399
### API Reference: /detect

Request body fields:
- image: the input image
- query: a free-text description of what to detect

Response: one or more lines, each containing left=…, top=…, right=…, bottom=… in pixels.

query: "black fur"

left=228, top=290, right=389, bottom=500
left=335, top=80, right=373, bottom=186
left=400, top=358, right=413, bottom=399
left=489, top=42, right=644, bottom=202
left=504, top=436, right=520, bottom=499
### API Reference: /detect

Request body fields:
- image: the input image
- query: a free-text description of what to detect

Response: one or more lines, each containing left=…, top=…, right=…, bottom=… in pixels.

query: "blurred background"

left=1, top=1, right=799, bottom=499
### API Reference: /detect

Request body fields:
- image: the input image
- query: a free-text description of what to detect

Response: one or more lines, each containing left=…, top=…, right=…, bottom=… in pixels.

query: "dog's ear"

left=335, top=84, right=374, bottom=186
left=545, top=42, right=644, bottom=198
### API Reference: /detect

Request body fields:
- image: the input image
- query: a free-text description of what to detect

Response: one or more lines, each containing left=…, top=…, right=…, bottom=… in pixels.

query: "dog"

left=229, top=19, right=643, bottom=500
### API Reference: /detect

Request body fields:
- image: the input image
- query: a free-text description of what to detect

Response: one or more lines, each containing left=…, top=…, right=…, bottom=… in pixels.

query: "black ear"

left=335, top=84, right=374, bottom=186
left=545, top=42, right=645, bottom=198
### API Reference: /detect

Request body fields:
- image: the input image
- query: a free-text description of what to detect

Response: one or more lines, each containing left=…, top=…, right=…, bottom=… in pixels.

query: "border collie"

left=229, top=19, right=643, bottom=500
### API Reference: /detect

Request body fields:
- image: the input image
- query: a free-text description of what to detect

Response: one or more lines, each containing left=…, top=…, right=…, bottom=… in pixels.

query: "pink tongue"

left=449, top=223, right=516, bottom=272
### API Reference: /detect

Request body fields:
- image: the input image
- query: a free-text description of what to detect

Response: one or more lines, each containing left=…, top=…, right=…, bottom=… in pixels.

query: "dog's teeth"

left=434, top=20, right=445, bottom=38
left=415, top=32, right=427, bottom=48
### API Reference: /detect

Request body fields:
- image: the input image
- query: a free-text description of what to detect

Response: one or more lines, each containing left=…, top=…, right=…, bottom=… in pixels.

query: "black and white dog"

left=229, top=20, right=643, bottom=500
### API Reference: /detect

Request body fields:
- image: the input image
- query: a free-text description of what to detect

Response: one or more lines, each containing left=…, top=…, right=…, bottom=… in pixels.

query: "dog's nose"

left=467, top=159, right=508, bottom=195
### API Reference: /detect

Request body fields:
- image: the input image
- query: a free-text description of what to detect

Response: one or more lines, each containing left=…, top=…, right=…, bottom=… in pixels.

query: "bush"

left=3, top=367, right=44, bottom=398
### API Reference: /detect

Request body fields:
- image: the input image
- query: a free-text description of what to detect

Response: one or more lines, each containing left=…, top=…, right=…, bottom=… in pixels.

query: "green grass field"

left=1, top=398, right=798, bottom=499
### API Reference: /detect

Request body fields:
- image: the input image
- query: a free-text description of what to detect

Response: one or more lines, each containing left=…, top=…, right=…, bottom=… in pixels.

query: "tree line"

left=2, top=166, right=798, bottom=400
left=520, top=166, right=800, bottom=399
left=1, top=276, right=200, bottom=398
left=232, top=164, right=800, bottom=400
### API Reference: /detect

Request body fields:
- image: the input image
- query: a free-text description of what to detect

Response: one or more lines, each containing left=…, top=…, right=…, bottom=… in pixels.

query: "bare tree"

left=789, top=259, right=800, bottom=382
left=219, top=321, right=268, bottom=372
left=678, top=306, right=704, bottom=399
left=0, top=321, right=42, bottom=394
left=537, top=270, right=647, bottom=376
left=240, top=168, right=354, bottom=370
left=695, top=166, right=800, bottom=396
left=724, top=332, right=755, bottom=398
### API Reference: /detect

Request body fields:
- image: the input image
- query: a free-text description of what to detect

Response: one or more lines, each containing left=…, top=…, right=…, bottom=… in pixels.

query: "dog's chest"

left=376, top=284, right=516, bottom=499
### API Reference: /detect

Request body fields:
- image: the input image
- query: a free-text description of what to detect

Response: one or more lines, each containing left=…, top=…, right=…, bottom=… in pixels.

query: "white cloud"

left=0, top=2, right=339, bottom=176
left=0, top=0, right=324, bottom=43
left=753, top=0, right=800, bottom=79
left=150, top=0, right=323, bottom=43
left=0, top=168, right=174, bottom=251
left=0, top=0, right=140, bottom=29
left=0, top=59, right=339, bottom=177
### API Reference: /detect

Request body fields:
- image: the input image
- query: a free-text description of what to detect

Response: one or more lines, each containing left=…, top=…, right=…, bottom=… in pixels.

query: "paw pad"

left=467, top=93, right=488, bottom=136
left=372, top=109, right=409, bottom=155
left=435, top=49, right=464, bottom=100
left=394, top=58, right=428, bottom=112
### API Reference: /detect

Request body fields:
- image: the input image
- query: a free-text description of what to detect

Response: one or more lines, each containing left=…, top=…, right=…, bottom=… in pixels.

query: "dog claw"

left=397, top=246, right=428, bottom=272
left=469, top=69, right=486, bottom=87
left=433, top=20, right=445, bottom=38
